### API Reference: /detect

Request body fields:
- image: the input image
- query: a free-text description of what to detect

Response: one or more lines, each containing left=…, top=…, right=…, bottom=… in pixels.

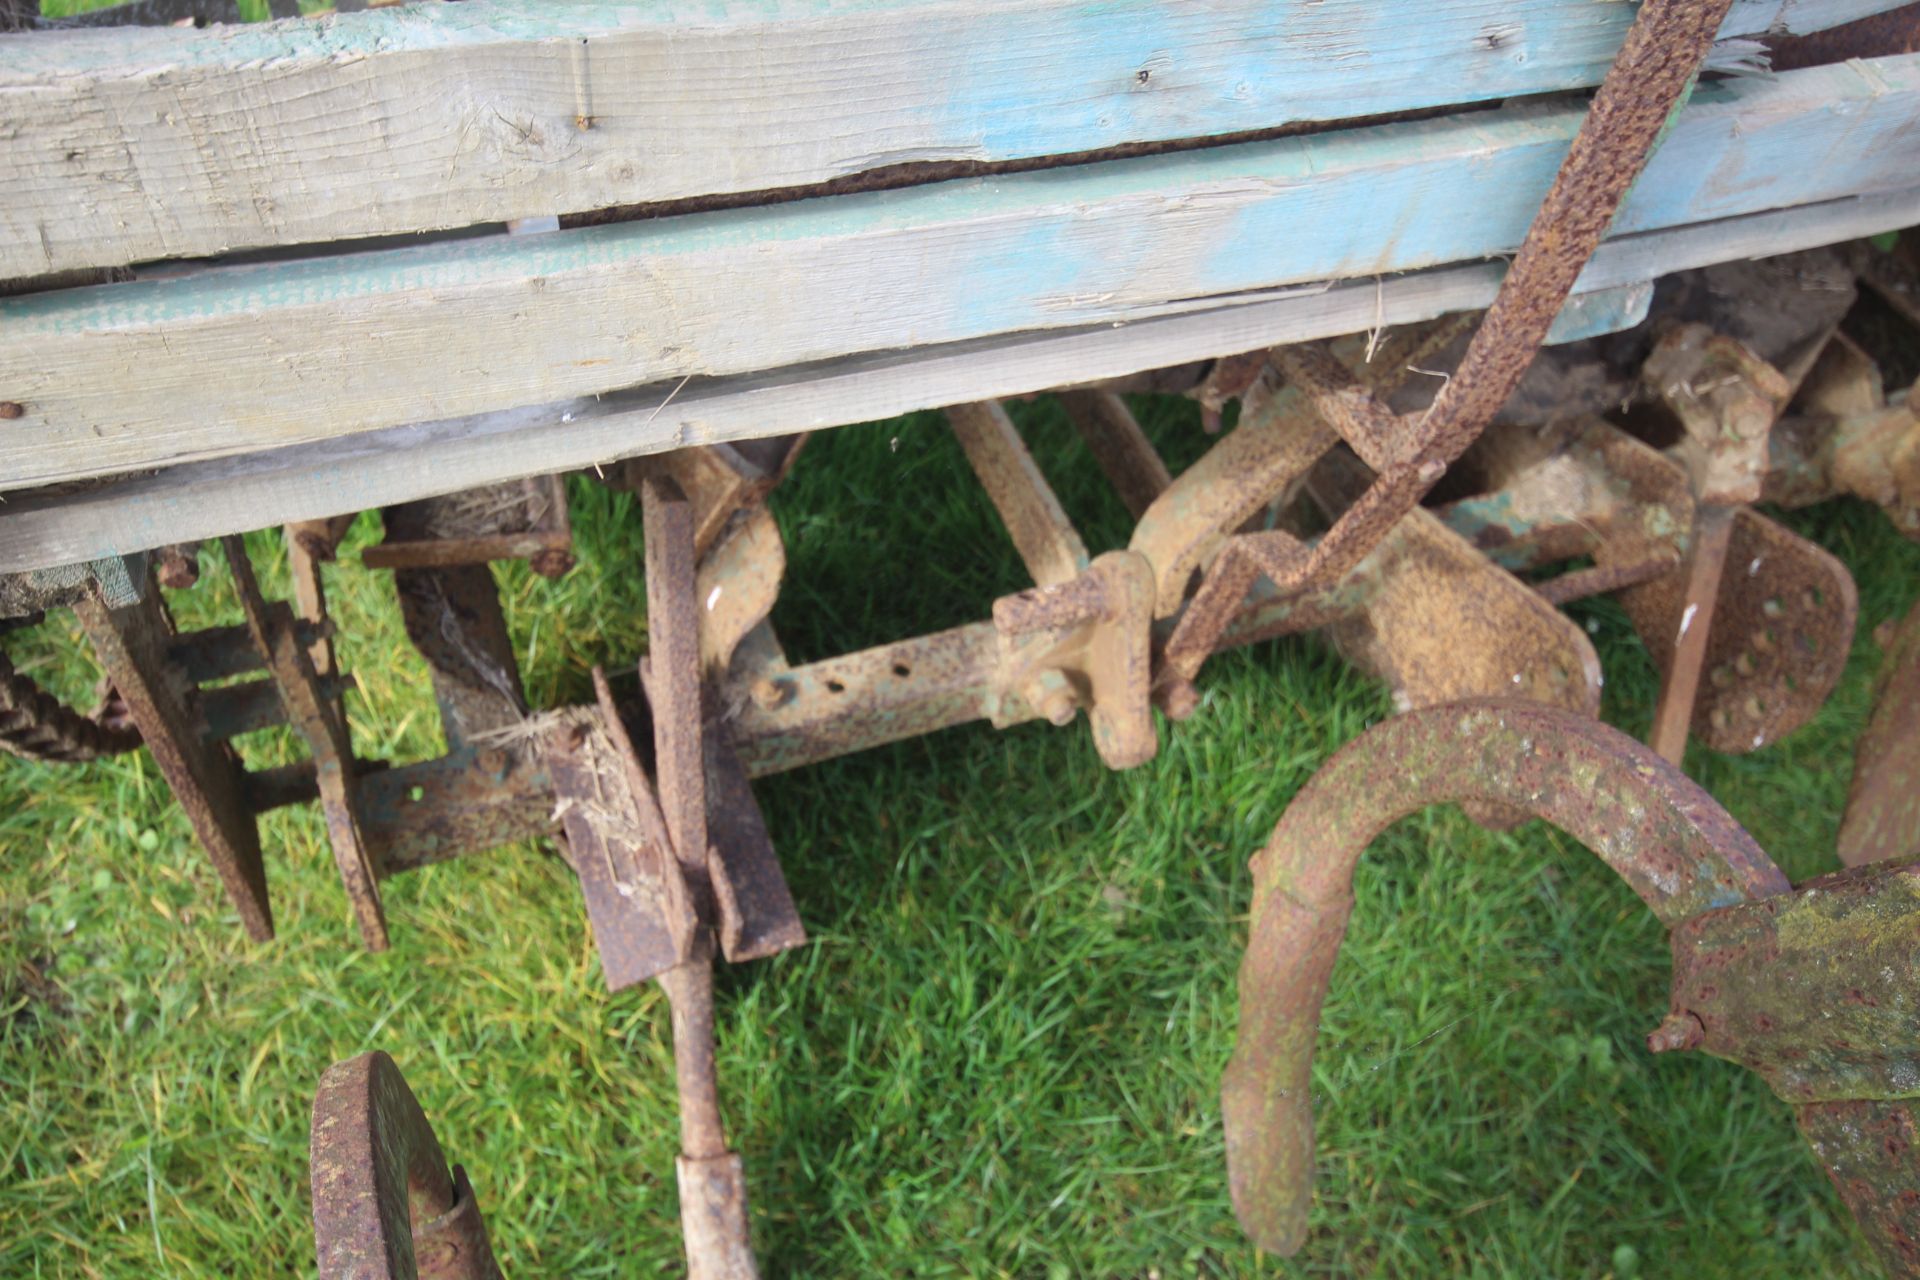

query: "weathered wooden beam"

left=0, top=0, right=1899, bottom=279
left=3, top=56, right=1916, bottom=493
left=2, top=185, right=1913, bottom=575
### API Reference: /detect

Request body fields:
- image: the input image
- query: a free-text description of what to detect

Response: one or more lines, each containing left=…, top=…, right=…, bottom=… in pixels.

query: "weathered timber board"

left=3, top=56, right=1917, bottom=493
left=0, top=0, right=1899, bottom=278
left=3, top=187, right=1912, bottom=575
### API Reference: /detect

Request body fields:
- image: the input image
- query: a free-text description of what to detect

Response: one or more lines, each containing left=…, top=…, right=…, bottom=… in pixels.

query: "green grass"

left=3, top=391, right=1917, bottom=1279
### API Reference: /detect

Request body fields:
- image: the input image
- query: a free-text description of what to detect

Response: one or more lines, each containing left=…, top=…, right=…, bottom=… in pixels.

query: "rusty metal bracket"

left=991, top=550, right=1158, bottom=770
left=1656, top=861, right=1920, bottom=1278
left=311, top=1051, right=503, bottom=1280
left=526, top=474, right=796, bottom=1279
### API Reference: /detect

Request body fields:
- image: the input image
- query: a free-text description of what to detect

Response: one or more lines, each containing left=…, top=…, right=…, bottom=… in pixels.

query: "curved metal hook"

left=1221, top=700, right=1790, bottom=1253
left=311, top=1051, right=503, bottom=1280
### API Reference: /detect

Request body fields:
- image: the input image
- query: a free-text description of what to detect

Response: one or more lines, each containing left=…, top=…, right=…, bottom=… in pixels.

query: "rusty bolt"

left=1645, top=1010, right=1705, bottom=1054
left=1023, top=668, right=1079, bottom=727
left=528, top=548, right=575, bottom=580
left=0, top=402, right=21, bottom=420
left=751, top=678, right=791, bottom=711
left=154, top=545, right=200, bottom=590
left=1157, top=676, right=1202, bottom=722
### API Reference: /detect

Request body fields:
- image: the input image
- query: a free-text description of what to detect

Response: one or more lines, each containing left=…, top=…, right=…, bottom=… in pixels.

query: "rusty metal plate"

left=1794, top=1099, right=1920, bottom=1280
left=75, top=585, right=276, bottom=942
left=1307, top=456, right=1603, bottom=719
left=702, top=702, right=805, bottom=964
left=546, top=704, right=698, bottom=992
left=1663, top=859, right=1920, bottom=1105
left=1622, top=507, right=1858, bottom=756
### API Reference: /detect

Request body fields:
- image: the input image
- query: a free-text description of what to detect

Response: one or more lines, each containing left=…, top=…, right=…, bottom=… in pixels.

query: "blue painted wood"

left=1546, top=282, right=1655, bottom=345
left=0, top=0, right=1904, bottom=276
left=2, top=189, right=1914, bottom=572
left=2, top=56, right=1916, bottom=491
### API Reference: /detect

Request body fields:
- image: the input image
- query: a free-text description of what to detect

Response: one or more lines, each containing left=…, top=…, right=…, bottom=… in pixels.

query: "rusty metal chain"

left=0, top=646, right=141, bottom=763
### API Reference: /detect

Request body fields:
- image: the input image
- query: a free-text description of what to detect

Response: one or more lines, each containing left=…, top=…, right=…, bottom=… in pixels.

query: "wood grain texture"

left=2, top=186, right=1912, bottom=575
left=0, top=0, right=1899, bottom=277
left=4, top=56, right=1917, bottom=492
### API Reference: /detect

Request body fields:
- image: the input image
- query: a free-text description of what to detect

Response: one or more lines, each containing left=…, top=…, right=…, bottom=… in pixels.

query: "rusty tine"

left=1174, top=0, right=1740, bottom=685
left=1839, top=599, right=1920, bottom=867
left=642, top=475, right=717, bottom=922
left=1644, top=507, right=1736, bottom=764
left=1411, top=0, right=1737, bottom=472
left=640, top=472, right=762, bottom=1279
left=1223, top=701, right=1788, bottom=1255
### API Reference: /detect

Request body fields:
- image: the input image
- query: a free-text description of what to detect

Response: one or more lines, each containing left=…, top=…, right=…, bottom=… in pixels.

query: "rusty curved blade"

left=1221, top=700, right=1788, bottom=1255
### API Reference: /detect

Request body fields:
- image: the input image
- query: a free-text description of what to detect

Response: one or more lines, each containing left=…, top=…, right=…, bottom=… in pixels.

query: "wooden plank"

left=2, top=185, right=1915, bottom=575
left=5, top=56, right=1917, bottom=492
left=0, top=0, right=1897, bottom=278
